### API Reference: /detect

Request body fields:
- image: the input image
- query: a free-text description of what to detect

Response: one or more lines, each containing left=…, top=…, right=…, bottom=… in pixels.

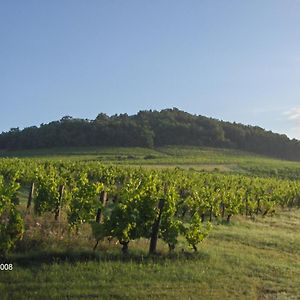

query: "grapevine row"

left=0, top=159, right=299, bottom=256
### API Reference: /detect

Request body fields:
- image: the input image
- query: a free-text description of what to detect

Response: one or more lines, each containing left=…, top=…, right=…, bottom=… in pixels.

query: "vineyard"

left=1, top=157, right=300, bottom=257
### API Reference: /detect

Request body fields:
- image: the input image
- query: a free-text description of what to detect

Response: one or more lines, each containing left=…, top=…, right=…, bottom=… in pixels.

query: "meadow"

left=1, top=209, right=299, bottom=300
left=2, top=145, right=300, bottom=176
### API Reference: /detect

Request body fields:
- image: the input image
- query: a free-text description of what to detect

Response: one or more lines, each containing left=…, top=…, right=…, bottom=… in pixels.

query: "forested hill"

left=1, top=108, right=299, bottom=161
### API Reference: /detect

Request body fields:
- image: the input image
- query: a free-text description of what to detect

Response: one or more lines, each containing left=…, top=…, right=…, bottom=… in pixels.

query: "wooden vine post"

left=149, top=198, right=165, bottom=255
left=93, top=190, right=108, bottom=251
left=209, top=204, right=213, bottom=222
left=55, top=185, right=64, bottom=221
left=221, top=201, right=225, bottom=219
left=256, top=197, right=261, bottom=215
left=96, top=190, right=108, bottom=223
left=26, top=182, right=35, bottom=212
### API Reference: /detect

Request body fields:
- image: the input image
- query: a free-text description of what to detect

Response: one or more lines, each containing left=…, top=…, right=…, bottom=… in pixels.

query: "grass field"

left=1, top=209, right=299, bottom=299
left=2, top=145, right=300, bottom=177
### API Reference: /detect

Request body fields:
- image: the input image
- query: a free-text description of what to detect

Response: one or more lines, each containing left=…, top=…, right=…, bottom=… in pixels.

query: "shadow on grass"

left=6, top=249, right=210, bottom=268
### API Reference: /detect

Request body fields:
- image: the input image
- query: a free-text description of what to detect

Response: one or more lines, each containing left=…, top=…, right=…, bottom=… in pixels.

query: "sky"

left=1, top=0, right=300, bottom=139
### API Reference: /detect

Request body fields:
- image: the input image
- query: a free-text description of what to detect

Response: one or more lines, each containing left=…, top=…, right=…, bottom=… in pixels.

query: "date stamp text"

left=0, top=264, right=13, bottom=271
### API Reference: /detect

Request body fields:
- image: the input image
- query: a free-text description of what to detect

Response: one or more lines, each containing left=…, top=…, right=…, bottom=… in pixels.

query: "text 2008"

left=0, top=264, right=13, bottom=271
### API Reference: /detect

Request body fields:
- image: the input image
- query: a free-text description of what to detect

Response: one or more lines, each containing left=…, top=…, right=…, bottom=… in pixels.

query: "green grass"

left=1, top=209, right=300, bottom=299
left=2, top=145, right=300, bottom=177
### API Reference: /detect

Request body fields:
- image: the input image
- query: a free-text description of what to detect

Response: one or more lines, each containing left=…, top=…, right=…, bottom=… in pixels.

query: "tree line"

left=0, top=108, right=299, bottom=161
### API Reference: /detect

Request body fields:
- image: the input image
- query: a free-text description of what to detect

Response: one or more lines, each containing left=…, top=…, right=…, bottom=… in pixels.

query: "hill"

left=1, top=108, right=300, bottom=161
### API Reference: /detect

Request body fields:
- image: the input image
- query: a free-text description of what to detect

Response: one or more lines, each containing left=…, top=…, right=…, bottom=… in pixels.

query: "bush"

left=0, top=175, right=24, bottom=256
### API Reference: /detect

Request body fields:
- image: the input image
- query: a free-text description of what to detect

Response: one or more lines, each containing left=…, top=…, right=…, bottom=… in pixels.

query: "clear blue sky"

left=1, top=0, right=300, bottom=138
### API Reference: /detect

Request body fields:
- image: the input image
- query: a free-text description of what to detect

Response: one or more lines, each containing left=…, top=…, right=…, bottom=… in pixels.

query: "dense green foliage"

left=0, top=175, right=24, bottom=256
left=1, top=153, right=300, bottom=299
left=1, top=108, right=300, bottom=160
left=0, top=158, right=300, bottom=255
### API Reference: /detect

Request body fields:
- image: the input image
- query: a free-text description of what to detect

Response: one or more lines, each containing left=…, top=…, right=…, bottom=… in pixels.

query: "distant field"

left=2, top=145, right=300, bottom=178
